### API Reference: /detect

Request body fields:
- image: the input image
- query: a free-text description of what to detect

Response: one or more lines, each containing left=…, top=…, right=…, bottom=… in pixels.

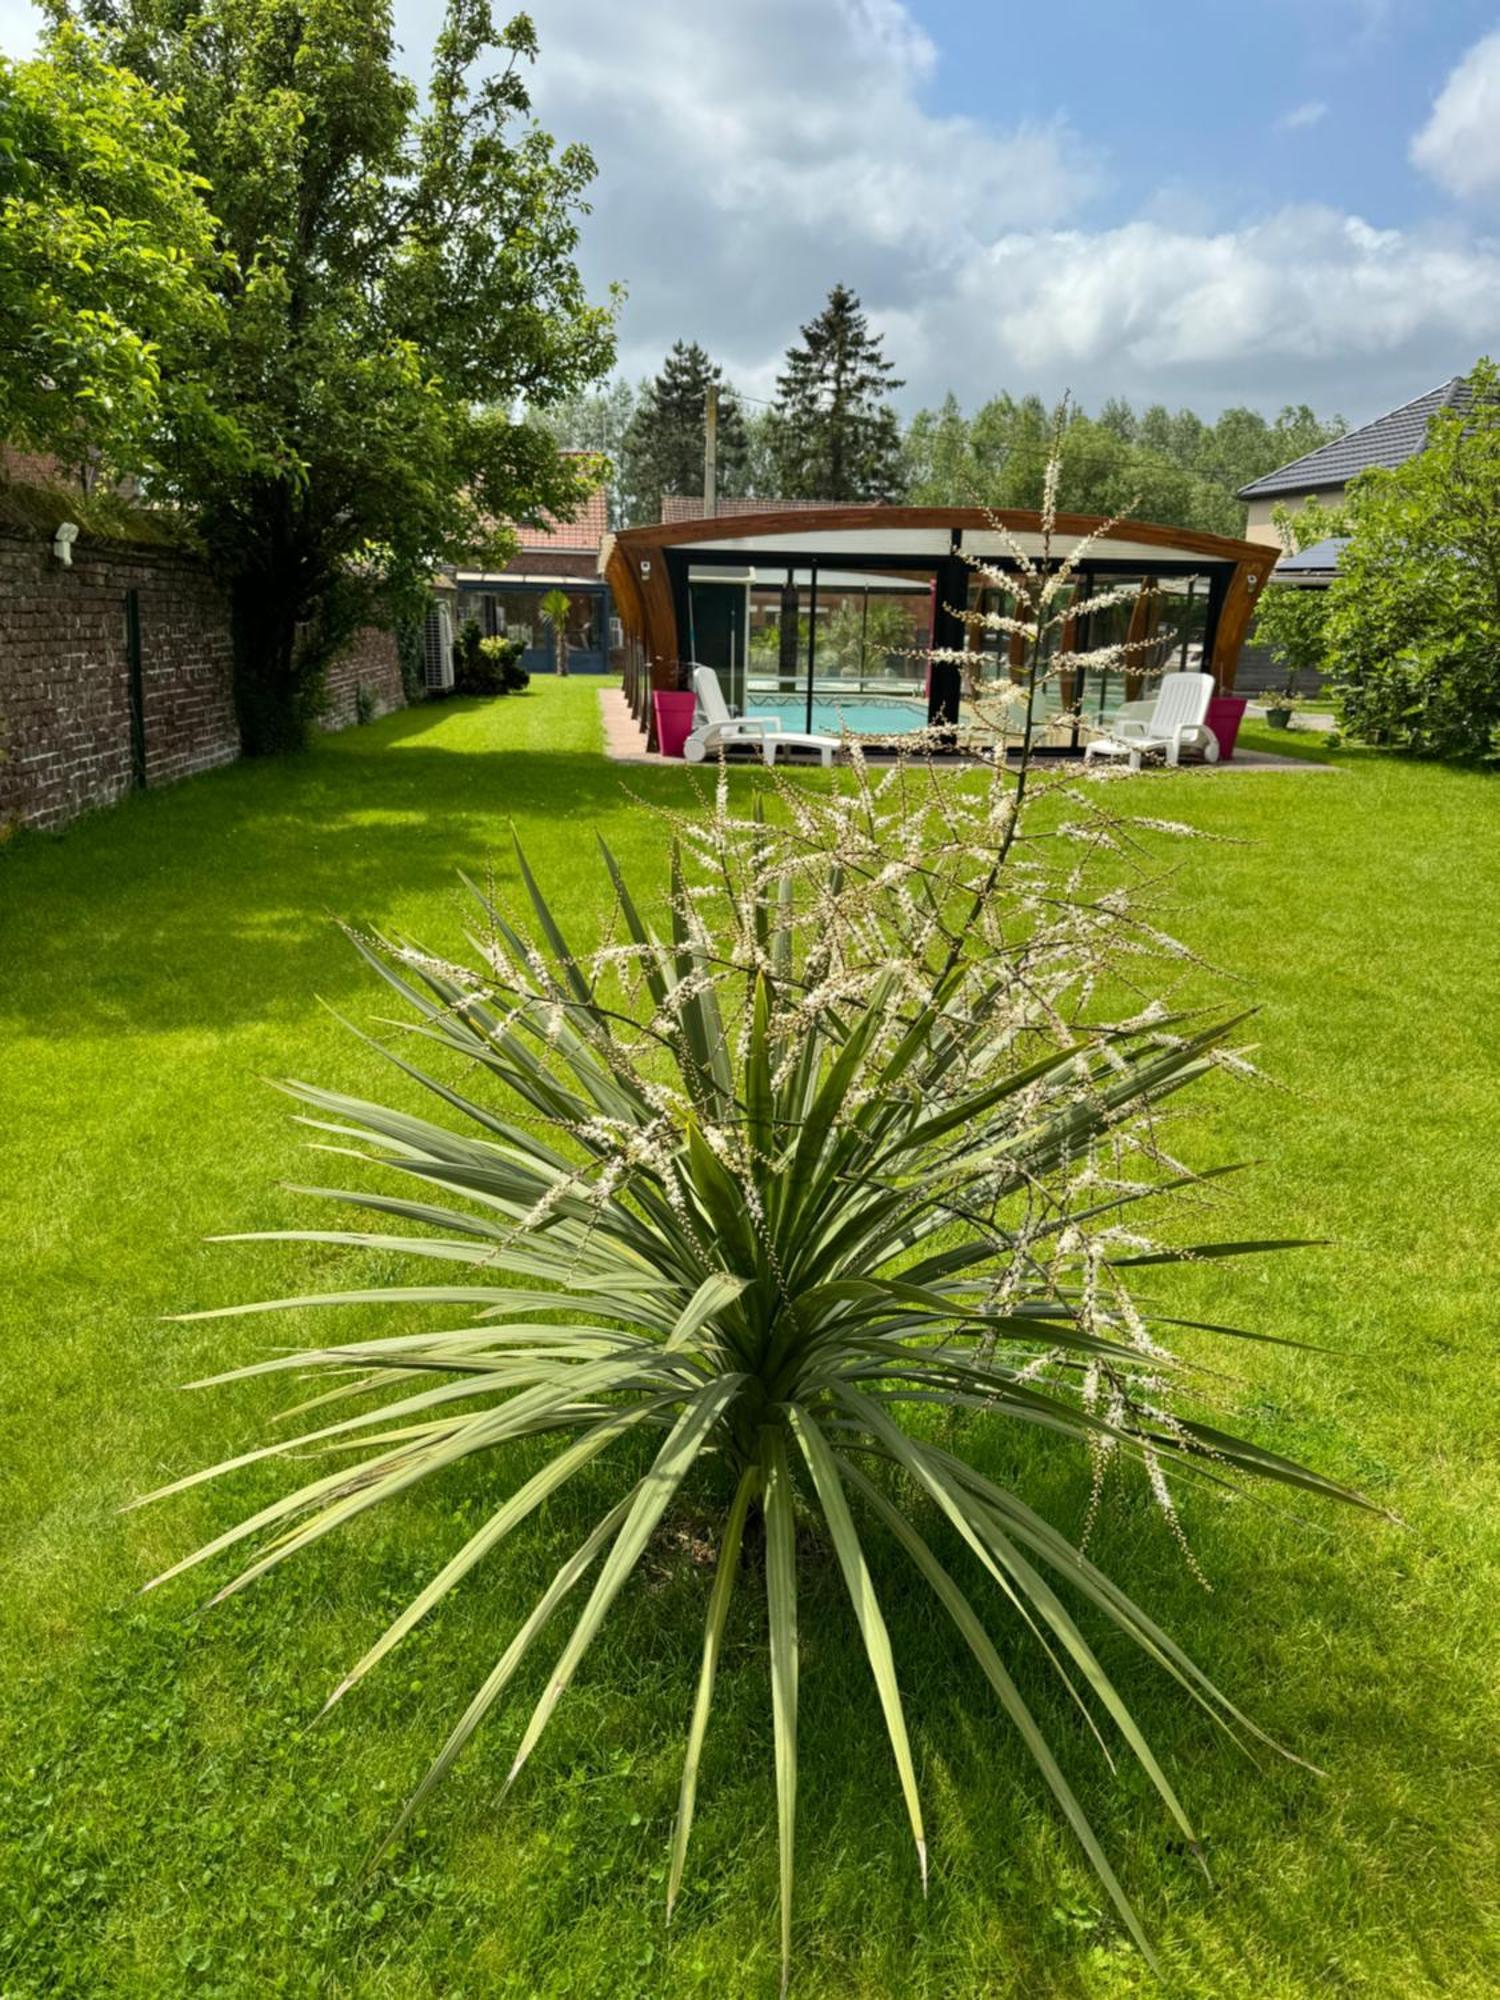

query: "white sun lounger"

left=684, top=666, right=840, bottom=767
left=1084, top=672, right=1220, bottom=770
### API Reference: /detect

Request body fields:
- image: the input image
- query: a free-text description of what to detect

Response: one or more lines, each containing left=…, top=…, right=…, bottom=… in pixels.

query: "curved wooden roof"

left=606, top=503, right=1272, bottom=570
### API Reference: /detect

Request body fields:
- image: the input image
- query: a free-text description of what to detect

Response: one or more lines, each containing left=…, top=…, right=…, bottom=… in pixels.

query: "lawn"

left=1, top=681, right=1496, bottom=1999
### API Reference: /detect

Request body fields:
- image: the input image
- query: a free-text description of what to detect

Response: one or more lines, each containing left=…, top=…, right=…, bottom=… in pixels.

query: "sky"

left=7, top=0, right=1500, bottom=425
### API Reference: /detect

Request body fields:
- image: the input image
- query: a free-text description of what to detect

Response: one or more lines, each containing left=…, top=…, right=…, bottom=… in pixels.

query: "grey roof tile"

left=1237, top=377, right=1470, bottom=499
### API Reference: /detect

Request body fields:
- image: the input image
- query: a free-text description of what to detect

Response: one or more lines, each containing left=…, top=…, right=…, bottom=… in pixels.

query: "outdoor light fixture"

left=53, top=521, right=79, bottom=567
left=639, top=558, right=651, bottom=578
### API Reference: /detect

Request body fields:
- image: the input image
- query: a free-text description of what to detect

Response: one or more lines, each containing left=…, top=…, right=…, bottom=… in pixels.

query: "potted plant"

left=1262, top=683, right=1300, bottom=730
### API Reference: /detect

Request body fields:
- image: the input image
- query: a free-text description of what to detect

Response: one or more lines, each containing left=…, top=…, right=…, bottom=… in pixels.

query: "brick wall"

left=321, top=624, right=405, bottom=729
left=0, top=529, right=407, bottom=834
left=0, top=531, right=238, bottom=832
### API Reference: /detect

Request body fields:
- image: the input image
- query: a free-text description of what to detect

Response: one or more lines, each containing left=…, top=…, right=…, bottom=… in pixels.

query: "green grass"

left=1, top=684, right=1496, bottom=1998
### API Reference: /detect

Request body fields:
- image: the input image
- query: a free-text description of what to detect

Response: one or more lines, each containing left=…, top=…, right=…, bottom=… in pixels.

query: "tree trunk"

left=230, top=569, right=306, bottom=756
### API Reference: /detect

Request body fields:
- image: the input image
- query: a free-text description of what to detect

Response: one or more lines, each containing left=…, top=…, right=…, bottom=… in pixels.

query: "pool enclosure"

left=601, top=507, right=1277, bottom=751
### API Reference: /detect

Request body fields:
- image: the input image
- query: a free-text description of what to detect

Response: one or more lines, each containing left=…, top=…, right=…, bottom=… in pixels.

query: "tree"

left=530, top=376, right=638, bottom=525
left=770, top=284, right=903, bottom=500
left=1326, top=358, right=1500, bottom=760
left=540, top=586, right=571, bottom=676
left=1248, top=496, right=1348, bottom=701
left=53, top=0, right=615, bottom=753
left=900, top=390, right=1344, bottom=537
left=0, top=24, right=239, bottom=485
left=618, top=342, right=748, bottom=523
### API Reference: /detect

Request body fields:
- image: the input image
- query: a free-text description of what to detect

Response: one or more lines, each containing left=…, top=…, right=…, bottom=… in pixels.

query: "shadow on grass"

left=0, top=706, right=684, bottom=1039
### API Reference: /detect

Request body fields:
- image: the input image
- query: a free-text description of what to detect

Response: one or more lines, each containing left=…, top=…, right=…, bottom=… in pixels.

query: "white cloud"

left=1278, top=100, right=1328, bottom=132
left=1411, top=29, right=1500, bottom=198
left=487, top=0, right=1500, bottom=420
left=8, top=0, right=1497, bottom=426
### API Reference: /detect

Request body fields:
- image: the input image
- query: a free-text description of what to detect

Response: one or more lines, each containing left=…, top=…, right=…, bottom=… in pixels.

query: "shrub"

left=480, top=634, right=529, bottom=693
left=395, top=616, right=427, bottom=705
left=452, top=620, right=528, bottom=696
left=1249, top=498, right=1346, bottom=705
left=1327, top=357, right=1500, bottom=761
left=147, top=432, right=1378, bottom=1984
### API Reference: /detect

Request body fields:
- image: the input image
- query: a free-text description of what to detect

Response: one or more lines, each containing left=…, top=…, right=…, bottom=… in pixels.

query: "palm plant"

left=540, top=586, right=572, bottom=677
left=146, top=440, right=1379, bottom=1987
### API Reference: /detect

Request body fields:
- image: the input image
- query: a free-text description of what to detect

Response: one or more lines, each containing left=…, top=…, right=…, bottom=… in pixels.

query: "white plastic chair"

left=1085, top=673, right=1220, bottom=770
left=684, top=666, right=840, bottom=768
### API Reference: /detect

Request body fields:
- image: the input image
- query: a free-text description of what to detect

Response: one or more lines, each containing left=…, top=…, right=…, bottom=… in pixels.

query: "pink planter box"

left=1206, top=694, right=1248, bottom=761
left=653, top=689, right=697, bottom=759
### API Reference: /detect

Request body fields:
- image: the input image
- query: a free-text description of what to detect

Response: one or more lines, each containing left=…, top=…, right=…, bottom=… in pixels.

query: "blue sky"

left=7, top=0, right=1500, bottom=423
left=916, top=0, right=1497, bottom=229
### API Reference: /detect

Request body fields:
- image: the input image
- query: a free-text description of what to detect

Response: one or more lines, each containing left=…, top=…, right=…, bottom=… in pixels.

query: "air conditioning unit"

left=422, top=601, right=455, bottom=692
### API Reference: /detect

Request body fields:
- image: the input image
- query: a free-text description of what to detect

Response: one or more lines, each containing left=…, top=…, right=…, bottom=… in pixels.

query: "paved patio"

left=598, top=689, right=1331, bottom=772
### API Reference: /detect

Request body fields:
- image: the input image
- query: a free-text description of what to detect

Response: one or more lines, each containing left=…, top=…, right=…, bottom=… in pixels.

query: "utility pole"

left=704, top=382, right=718, bottom=518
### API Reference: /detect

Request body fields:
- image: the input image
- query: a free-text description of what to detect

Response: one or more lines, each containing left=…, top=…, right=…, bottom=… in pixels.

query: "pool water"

left=745, top=696, right=929, bottom=737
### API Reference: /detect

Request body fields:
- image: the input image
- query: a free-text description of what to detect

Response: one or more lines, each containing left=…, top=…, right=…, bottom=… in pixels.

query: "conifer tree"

left=770, top=284, right=903, bottom=500
left=619, top=341, right=748, bottom=521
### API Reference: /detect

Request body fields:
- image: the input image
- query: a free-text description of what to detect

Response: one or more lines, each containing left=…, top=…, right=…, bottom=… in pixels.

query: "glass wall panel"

left=1078, top=574, right=1211, bottom=727
left=959, top=574, right=1079, bottom=745
left=745, top=570, right=815, bottom=727
left=738, top=566, right=935, bottom=738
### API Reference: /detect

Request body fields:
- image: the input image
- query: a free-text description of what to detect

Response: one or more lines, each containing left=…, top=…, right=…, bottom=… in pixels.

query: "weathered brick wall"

left=0, top=531, right=238, bottom=832
left=0, top=528, right=409, bottom=833
left=321, top=624, right=405, bottom=730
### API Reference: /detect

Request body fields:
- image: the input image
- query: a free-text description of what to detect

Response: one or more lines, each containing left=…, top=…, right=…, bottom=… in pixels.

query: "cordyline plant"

left=144, top=442, right=1377, bottom=1988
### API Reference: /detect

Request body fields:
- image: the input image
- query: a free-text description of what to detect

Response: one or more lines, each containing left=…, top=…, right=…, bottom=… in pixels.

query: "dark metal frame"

left=669, top=545, right=1235, bottom=750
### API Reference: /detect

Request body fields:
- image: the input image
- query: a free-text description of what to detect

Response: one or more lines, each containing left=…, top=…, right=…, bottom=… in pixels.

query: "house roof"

left=660, top=494, right=835, bottom=524
left=1238, top=377, right=1470, bottom=499
left=1271, top=536, right=1349, bottom=585
left=518, top=481, right=609, bottom=551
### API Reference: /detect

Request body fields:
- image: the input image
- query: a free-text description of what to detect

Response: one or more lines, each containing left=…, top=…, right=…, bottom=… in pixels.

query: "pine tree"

left=619, top=342, right=748, bottom=521
left=770, top=284, right=904, bottom=500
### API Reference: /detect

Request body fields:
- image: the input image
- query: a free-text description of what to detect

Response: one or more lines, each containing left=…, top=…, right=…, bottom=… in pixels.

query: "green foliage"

left=903, top=392, right=1345, bottom=536
left=147, top=610, right=1377, bottom=1985
left=619, top=344, right=749, bottom=524
left=394, top=614, right=428, bottom=706
left=51, top=0, right=615, bottom=753
left=451, top=624, right=528, bottom=697
left=1249, top=497, right=1349, bottom=699
left=531, top=375, right=640, bottom=524
left=540, top=586, right=573, bottom=676
left=482, top=634, right=530, bottom=693
left=769, top=284, right=904, bottom=500
left=0, top=24, right=241, bottom=483
left=1326, top=358, right=1500, bottom=761
left=0, top=684, right=1495, bottom=1996
left=0, top=470, right=182, bottom=545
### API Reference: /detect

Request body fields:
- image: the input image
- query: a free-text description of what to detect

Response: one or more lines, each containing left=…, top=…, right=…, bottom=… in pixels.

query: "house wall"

left=0, top=530, right=404, bottom=834
left=1243, top=486, right=1348, bottom=547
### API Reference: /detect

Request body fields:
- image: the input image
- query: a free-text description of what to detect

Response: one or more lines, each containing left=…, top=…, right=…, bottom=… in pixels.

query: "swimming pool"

left=744, top=696, right=929, bottom=737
